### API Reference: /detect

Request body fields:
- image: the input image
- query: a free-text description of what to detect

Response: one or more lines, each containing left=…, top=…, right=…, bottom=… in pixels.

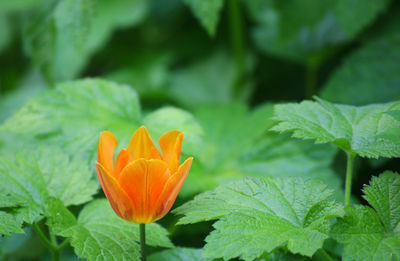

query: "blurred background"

left=0, top=0, right=400, bottom=260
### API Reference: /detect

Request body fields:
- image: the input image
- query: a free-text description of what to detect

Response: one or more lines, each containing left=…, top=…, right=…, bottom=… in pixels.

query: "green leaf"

left=181, top=103, right=342, bottom=199
left=174, top=177, right=344, bottom=259
left=332, top=171, right=400, bottom=261
left=149, top=248, right=210, bottom=261
left=247, top=0, right=390, bottom=61
left=0, top=147, right=98, bottom=224
left=169, top=51, right=253, bottom=109
left=23, top=0, right=148, bottom=82
left=272, top=97, right=400, bottom=158
left=60, top=199, right=173, bottom=261
left=0, top=211, right=24, bottom=236
left=320, top=32, right=400, bottom=105
left=1, top=79, right=201, bottom=169
left=183, top=0, right=224, bottom=36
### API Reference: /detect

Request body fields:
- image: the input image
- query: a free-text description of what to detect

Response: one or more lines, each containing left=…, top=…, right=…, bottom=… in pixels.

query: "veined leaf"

left=52, top=199, right=173, bottom=261
left=332, top=171, right=400, bottom=261
left=0, top=147, right=97, bottom=225
left=149, top=248, right=210, bottom=261
left=321, top=32, right=400, bottom=105
left=174, top=177, right=344, bottom=260
left=272, top=97, right=400, bottom=158
left=181, top=103, right=342, bottom=199
left=183, top=0, right=224, bottom=36
left=1, top=79, right=202, bottom=169
left=0, top=212, right=24, bottom=236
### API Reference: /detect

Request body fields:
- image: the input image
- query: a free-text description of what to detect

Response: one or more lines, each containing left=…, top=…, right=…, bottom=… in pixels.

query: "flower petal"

left=152, top=157, right=193, bottom=222
left=126, top=126, right=161, bottom=161
left=159, top=130, right=184, bottom=172
left=114, top=148, right=129, bottom=179
left=96, top=163, right=135, bottom=221
left=98, top=131, right=117, bottom=172
left=119, top=159, right=171, bottom=224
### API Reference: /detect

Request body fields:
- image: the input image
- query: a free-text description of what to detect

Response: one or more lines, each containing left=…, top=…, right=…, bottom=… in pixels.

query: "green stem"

left=33, top=223, right=57, bottom=252
left=305, top=61, right=317, bottom=99
left=318, top=249, right=334, bottom=261
left=344, top=152, right=356, bottom=206
left=33, top=223, right=62, bottom=261
left=140, top=224, right=146, bottom=261
left=228, top=0, right=245, bottom=97
left=58, top=239, right=70, bottom=250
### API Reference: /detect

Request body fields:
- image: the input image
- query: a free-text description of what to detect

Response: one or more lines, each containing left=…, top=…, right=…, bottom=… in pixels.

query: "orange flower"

left=95, top=126, right=193, bottom=224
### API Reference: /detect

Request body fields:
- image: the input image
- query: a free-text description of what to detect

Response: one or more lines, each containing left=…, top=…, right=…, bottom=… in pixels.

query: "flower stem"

left=318, top=249, right=334, bottom=261
left=228, top=0, right=245, bottom=97
left=140, top=224, right=146, bottom=261
left=33, top=222, right=64, bottom=261
left=344, top=152, right=356, bottom=206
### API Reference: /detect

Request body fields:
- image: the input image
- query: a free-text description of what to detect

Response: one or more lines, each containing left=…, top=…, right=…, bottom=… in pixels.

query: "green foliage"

left=149, top=248, right=210, bottom=261
left=183, top=0, right=224, bottom=36
left=51, top=199, right=173, bottom=261
left=1, top=79, right=202, bottom=167
left=174, top=177, right=344, bottom=260
left=332, top=171, right=400, bottom=261
left=169, top=51, right=253, bottom=109
left=0, top=147, right=97, bottom=226
left=0, top=212, right=24, bottom=236
left=22, top=0, right=148, bottom=82
left=247, top=0, right=390, bottom=61
left=180, top=103, right=342, bottom=198
left=272, top=97, right=400, bottom=158
left=321, top=31, right=400, bottom=105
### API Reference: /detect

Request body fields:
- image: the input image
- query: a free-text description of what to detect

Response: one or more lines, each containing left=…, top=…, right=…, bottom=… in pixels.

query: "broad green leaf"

left=183, top=0, right=224, bottom=36
left=320, top=32, right=400, bottom=105
left=23, top=0, right=148, bottom=82
left=272, top=97, right=400, bottom=158
left=0, top=212, right=24, bottom=236
left=58, top=199, right=173, bottom=261
left=1, top=79, right=201, bottom=169
left=181, top=103, right=342, bottom=199
left=174, top=177, right=344, bottom=259
left=363, top=171, right=400, bottom=231
left=0, top=147, right=98, bottom=224
left=247, top=0, right=390, bottom=61
left=149, top=248, right=210, bottom=261
left=332, top=171, right=400, bottom=261
left=169, top=51, right=253, bottom=109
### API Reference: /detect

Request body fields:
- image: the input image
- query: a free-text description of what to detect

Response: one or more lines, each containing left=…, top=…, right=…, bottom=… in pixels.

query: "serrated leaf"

left=272, top=97, right=400, bottom=158
left=149, top=248, right=210, bottom=261
left=0, top=147, right=97, bottom=224
left=0, top=211, right=24, bottom=236
left=320, top=32, right=400, bottom=105
left=183, top=0, right=224, bottom=36
left=247, top=0, right=390, bottom=61
left=1, top=79, right=202, bottom=170
left=61, top=199, right=173, bottom=261
left=332, top=172, right=400, bottom=261
left=363, top=171, right=400, bottom=231
left=181, top=102, right=342, bottom=199
left=174, top=177, right=344, bottom=259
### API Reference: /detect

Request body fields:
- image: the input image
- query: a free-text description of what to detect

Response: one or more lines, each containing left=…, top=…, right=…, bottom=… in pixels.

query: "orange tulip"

left=95, top=126, right=193, bottom=224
